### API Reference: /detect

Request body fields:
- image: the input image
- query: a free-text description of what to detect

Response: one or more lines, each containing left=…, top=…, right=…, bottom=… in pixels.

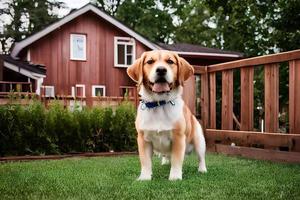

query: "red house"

left=0, top=3, right=242, bottom=113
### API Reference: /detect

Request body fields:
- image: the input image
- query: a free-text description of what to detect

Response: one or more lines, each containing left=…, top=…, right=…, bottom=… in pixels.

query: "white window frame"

left=73, top=84, right=86, bottom=97
left=41, top=85, right=55, bottom=97
left=114, top=36, right=136, bottom=68
left=92, top=85, right=106, bottom=97
left=70, top=34, right=87, bottom=61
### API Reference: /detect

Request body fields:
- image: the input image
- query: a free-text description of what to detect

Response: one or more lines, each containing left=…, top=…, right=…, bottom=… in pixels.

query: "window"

left=72, top=84, right=85, bottom=98
left=41, top=86, right=55, bottom=97
left=114, top=37, right=136, bottom=67
left=70, top=34, right=86, bottom=60
left=120, top=86, right=135, bottom=97
left=92, top=85, right=106, bottom=97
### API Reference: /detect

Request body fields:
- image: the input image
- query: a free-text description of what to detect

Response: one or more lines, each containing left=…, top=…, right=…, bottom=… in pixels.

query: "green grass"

left=0, top=153, right=299, bottom=200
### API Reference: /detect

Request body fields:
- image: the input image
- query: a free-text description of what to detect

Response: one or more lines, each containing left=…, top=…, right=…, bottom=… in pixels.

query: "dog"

left=127, top=50, right=207, bottom=180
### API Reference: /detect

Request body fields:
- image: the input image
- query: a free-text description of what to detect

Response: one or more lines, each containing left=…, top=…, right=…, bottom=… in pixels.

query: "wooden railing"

left=196, top=49, right=300, bottom=163
left=0, top=81, right=33, bottom=97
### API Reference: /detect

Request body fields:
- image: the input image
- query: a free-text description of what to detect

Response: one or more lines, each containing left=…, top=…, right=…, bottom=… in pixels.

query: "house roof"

left=2, top=55, right=46, bottom=78
left=11, top=3, right=160, bottom=58
left=159, top=43, right=243, bottom=58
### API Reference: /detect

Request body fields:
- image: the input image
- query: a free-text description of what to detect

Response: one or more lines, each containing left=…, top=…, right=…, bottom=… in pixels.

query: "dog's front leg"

left=137, top=131, right=153, bottom=180
left=169, top=132, right=186, bottom=180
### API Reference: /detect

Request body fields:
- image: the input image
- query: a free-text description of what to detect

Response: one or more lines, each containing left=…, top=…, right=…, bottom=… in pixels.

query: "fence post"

left=209, top=72, right=216, bottom=129
left=264, top=64, right=279, bottom=133
left=222, top=70, right=233, bottom=130
left=289, top=60, right=300, bottom=134
left=240, top=67, right=254, bottom=131
left=201, top=66, right=209, bottom=129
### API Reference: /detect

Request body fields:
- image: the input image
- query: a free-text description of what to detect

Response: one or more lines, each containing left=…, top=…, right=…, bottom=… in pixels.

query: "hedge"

left=0, top=101, right=137, bottom=156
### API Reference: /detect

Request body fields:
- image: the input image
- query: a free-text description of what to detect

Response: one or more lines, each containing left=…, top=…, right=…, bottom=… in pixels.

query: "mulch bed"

left=0, top=152, right=137, bottom=162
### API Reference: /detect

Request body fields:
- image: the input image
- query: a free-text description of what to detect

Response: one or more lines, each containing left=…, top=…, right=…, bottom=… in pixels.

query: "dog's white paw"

left=137, top=173, right=152, bottom=181
left=161, top=157, right=170, bottom=165
left=198, top=165, right=207, bottom=173
left=169, top=168, right=182, bottom=181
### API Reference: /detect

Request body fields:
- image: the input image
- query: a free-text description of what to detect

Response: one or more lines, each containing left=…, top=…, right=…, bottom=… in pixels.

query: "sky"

left=59, top=0, right=91, bottom=16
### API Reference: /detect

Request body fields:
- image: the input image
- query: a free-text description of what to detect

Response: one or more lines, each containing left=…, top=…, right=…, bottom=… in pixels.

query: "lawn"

left=0, top=153, right=299, bottom=200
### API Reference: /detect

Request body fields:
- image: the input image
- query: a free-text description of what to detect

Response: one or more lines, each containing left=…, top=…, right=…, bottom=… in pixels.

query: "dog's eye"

left=167, top=59, right=174, bottom=64
left=146, top=59, right=154, bottom=64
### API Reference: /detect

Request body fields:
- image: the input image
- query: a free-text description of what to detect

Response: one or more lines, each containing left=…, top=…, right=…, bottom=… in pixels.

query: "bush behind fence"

left=0, top=101, right=137, bottom=156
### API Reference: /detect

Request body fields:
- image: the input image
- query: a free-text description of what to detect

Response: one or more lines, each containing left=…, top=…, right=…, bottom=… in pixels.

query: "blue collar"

left=141, top=100, right=175, bottom=110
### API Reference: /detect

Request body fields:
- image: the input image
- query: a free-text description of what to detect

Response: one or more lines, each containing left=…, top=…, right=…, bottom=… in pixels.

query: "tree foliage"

left=0, top=0, right=65, bottom=53
left=93, top=0, right=187, bottom=43
left=175, top=0, right=300, bottom=56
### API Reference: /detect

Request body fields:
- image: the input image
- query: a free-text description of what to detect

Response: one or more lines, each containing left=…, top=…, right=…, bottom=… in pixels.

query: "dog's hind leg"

left=161, top=156, right=170, bottom=165
left=193, top=119, right=207, bottom=173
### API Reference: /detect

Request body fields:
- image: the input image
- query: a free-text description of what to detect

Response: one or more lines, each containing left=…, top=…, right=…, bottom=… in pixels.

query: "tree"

left=93, top=0, right=187, bottom=43
left=0, top=0, right=65, bottom=53
left=175, top=0, right=300, bottom=56
left=91, top=0, right=123, bottom=16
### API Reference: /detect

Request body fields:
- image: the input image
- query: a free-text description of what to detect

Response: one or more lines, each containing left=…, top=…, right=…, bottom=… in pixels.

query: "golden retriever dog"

left=127, top=50, right=207, bottom=180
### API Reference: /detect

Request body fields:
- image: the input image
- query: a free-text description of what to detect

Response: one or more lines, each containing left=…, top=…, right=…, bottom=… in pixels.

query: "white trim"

left=27, top=49, right=31, bottom=61
left=11, top=4, right=159, bottom=58
left=70, top=34, right=87, bottom=61
left=114, top=37, right=136, bottom=68
left=92, top=85, right=106, bottom=97
left=176, top=51, right=241, bottom=58
left=35, top=78, right=44, bottom=95
left=40, top=85, right=55, bottom=97
left=75, top=84, right=86, bottom=97
left=71, top=86, right=75, bottom=98
left=3, top=61, right=46, bottom=80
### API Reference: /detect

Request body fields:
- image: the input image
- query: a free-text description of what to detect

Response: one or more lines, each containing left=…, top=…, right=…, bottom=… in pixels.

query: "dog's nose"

left=156, top=67, right=167, bottom=76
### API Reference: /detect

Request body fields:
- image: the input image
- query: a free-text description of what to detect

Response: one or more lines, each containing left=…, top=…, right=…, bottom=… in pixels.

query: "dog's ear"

left=178, top=56, right=194, bottom=84
left=127, top=53, right=145, bottom=84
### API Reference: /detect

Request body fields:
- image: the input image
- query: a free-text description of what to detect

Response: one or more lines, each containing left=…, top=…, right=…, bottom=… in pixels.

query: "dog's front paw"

left=198, top=164, right=207, bottom=173
left=137, top=174, right=152, bottom=181
left=169, top=168, right=182, bottom=181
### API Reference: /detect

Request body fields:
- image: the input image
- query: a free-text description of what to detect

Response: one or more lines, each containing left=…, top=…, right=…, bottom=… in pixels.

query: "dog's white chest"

left=144, top=130, right=172, bottom=154
left=137, top=98, right=184, bottom=132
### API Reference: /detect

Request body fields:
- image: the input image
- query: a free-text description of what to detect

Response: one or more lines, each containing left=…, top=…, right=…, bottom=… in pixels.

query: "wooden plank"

left=194, top=66, right=206, bottom=74
left=264, top=64, right=279, bottom=132
left=205, top=129, right=300, bottom=152
left=209, top=72, right=216, bottom=129
left=222, top=70, right=233, bottom=130
left=240, top=67, right=254, bottom=131
left=183, top=75, right=196, bottom=114
left=208, top=49, right=300, bottom=72
left=289, top=60, right=300, bottom=134
left=214, top=144, right=300, bottom=163
left=200, top=68, right=209, bottom=129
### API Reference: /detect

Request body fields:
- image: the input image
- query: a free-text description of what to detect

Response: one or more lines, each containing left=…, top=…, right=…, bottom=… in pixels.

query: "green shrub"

left=0, top=100, right=137, bottom=156
left=0, top=105, right=24, bottom=156
left=111, top=102, right=137, bottom=152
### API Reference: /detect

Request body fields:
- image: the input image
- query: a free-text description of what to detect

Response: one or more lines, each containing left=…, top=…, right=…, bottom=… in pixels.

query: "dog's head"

left=127, top=50, right=194, bottom=94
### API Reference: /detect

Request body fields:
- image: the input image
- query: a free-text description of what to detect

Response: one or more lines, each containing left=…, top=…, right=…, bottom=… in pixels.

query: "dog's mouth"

left=149, top=78, right=172, bottom=93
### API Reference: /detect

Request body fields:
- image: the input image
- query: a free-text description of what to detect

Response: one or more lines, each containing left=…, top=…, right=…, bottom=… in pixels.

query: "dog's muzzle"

left=151, top=67, right=171, bottom=93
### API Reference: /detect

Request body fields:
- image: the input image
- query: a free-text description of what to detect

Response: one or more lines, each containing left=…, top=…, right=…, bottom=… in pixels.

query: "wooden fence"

left=0, top=81, right=138, bottom=107
left=196, top=49, right=300, bottom=163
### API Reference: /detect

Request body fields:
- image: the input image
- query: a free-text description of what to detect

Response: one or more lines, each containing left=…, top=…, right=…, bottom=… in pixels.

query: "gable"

left=11, top=4, right=159, bottom=59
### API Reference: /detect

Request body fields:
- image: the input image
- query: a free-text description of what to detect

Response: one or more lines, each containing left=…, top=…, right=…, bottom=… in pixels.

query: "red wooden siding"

left=29, top=12, right=148, bottom=97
